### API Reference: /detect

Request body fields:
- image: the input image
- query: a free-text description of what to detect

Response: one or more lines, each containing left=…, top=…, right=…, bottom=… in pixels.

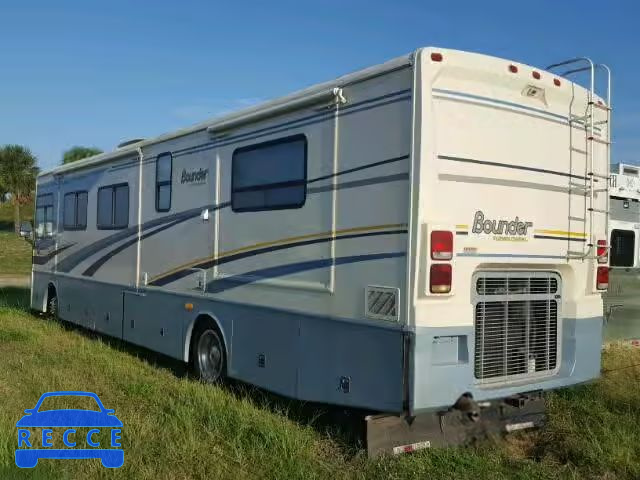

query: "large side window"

left=231, top=135, right=307, bottom=212
left=35, top=193, right=54, bottom=238
left=156, top=153, right=172, bottom=212
left=63, top=191, right=88, bottom=230
left=97, top=183, right=129, bottom=229
left=610, top=229, right=635, bottom=267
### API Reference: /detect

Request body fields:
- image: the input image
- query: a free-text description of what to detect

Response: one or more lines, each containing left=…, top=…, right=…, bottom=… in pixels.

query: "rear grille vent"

left=474, top=272, right=560, bottom=383
left=477, top=277, right=558, bottom=295
left=365, top=286, right=399, bottom=322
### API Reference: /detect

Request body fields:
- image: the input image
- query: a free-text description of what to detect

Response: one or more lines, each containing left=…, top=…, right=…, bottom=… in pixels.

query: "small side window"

left=97, top=183, right=129, bottom=229
left=156, top=153, right=172, bottom=212
left=63, top=191, right=88, bottom=230
left=610, top=229, right=635, bottom=267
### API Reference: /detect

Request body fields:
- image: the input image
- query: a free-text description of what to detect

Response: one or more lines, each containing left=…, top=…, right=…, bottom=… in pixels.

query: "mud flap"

left=366, top=392, right=545, bottom=457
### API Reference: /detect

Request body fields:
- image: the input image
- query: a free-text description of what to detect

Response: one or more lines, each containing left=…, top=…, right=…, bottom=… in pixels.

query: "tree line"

left=0, top=145, right=102, bottom=233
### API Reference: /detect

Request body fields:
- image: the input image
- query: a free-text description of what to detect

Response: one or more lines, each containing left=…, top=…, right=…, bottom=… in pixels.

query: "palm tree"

left=0, top=145, right=39, bottom=233
left=62, top=146, right=102, bottom=165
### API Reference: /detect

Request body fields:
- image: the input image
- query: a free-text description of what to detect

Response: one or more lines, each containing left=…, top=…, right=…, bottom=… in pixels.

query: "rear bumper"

left=409, top=316, right=603, bottom=413
left=368, top=391, right=545, bottom=457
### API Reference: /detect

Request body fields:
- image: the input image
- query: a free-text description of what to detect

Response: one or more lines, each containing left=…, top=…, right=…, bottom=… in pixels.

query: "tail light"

left=596, top=266, right=609, bottom=290
left=597, top=240, right=608, bottom=264
left=430, top=264, right=452, bottom=294
left=431, top=231, right=453, bottom=260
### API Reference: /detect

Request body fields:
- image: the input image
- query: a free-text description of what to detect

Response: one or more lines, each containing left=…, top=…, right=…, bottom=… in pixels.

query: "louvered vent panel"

left=473, top=272, right=560, bottom=384
left=365, top=286, right=399, bottom=321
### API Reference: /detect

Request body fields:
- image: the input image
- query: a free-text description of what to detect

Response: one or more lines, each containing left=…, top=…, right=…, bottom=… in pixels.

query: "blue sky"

left=1, top=0, right=638, bottom=171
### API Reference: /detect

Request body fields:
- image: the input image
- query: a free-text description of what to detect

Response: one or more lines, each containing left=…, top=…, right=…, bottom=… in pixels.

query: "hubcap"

left=197, top=330, right=222, bottom=380
left=48, top=297, right=57, bottom=317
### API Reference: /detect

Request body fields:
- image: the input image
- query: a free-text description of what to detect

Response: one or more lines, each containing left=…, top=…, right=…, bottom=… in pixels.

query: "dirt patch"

left=0, top=275, right=30, bottom=287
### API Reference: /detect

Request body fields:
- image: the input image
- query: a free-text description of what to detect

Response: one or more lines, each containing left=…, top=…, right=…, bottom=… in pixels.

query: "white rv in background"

left=603, top=163, right=640, bottom=344
left=31, top=48, right=611, bottom=455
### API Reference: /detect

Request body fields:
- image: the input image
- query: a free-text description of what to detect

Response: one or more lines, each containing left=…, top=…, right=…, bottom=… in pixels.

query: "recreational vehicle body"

left=31, top=47, right=610, bottom=455
left=603, top=163, right=640, bottom=344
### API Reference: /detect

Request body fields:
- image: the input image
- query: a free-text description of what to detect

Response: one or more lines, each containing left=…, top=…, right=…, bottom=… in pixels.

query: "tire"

left=191, top=321, right=226, bottom=383
left=46, top=291, right=58, bottom=319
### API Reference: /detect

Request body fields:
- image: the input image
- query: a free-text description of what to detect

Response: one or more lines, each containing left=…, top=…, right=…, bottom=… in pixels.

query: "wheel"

left=46, top=291, right=58, bottom=319
left=191, top=322, right=226, bottom=383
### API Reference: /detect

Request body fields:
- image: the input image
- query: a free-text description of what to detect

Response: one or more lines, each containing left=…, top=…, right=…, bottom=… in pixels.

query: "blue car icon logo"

left=15, top=391, right=123, bottom=468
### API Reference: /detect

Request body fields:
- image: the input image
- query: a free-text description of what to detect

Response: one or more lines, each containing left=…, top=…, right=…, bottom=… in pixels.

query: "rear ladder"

left=546, top=58, right=612, bottom=261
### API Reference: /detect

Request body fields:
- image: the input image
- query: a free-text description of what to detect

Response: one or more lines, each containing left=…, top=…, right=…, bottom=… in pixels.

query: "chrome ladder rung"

left=589, top=101, right=611, bottom=112
left=588, top=136, right=611, bottom=145
left=570, top=114, right=590, bottom=123
left=570, top=147, right=587, bottom=154
left=588, top=208, right=608, bottom=214
left=588, top=172, right=609, bottom=180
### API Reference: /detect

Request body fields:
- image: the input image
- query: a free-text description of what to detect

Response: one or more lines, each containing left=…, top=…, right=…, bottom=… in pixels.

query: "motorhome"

left=604, top=163, right=640, bottom=344
left=31, top=48, right=611, bottom=456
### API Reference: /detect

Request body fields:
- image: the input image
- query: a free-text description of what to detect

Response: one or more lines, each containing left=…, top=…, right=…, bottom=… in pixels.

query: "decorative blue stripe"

left=439, top=154, right=587, bottom=180
left=151, top=229, right=408, bottom=286
left=206, top=252, right=406, bottom=293
left=433, top=88, right=602, bottom=132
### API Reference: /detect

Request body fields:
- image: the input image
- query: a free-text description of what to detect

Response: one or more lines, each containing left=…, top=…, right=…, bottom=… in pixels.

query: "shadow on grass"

left=0, top=286, right=367, bottom=453
left=0, top=286, right=30, bottom=309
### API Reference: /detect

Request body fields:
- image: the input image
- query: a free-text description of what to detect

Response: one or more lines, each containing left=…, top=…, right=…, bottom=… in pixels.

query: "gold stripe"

left=534, top=229, right=587, bottom=238
left=149, top=223, right=407, bottom=283
left=455, top=224, right=469, bottom=230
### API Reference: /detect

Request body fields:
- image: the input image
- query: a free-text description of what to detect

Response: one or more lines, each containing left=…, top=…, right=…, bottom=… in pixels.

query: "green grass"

left=0, top=232, right=32, bottom=276
left=0, top=289, right=639, bottom=479
left=0, top=200, right=34, bottom=276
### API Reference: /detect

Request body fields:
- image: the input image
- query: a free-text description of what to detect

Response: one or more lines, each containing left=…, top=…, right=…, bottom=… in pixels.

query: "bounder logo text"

left=472, top=210, right=533, bottom=241
left=181, top=168, right=209, bottom=185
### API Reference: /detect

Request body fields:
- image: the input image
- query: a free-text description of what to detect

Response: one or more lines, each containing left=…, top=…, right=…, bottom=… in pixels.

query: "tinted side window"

left=232, top=135, right=307, bottom=212
left=114, top=185, right=129, bottom=228
left=77, top=192, right=88, bottom=228
left=156, top=153, right=172, bottom=212
left=63, top=193, right=76, bottom=229
left=610, top=229, right=635, bottom=267
left=97, top=187, right=113, bottom=228
left=63, top=191, right=88, bottom=230
left=97, top=184, right=129, bottom=229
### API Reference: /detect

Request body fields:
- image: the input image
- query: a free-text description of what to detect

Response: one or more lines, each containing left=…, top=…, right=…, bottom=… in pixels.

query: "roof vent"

left=117, top=138, right=145, bottom=149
